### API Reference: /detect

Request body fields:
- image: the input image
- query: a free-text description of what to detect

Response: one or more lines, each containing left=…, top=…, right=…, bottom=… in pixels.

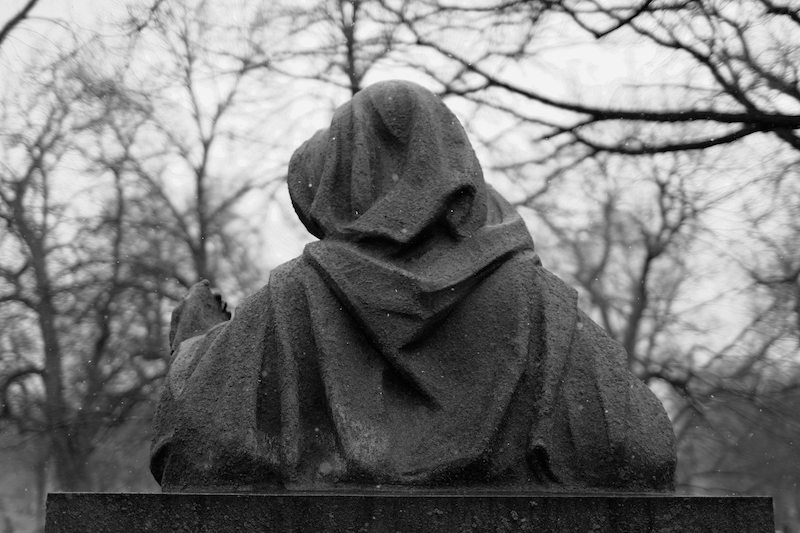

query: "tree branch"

left=0, top=0, right=40, bottom=49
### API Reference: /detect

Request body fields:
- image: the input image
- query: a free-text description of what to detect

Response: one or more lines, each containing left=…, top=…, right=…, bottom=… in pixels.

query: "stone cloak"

left=151, top=80, right=676, bottom=492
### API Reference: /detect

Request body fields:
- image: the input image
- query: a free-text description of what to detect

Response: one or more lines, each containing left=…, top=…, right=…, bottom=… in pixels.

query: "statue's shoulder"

left=269, top=255, right=315, bottom=285
left=520, top=254, right=579, bottom=309
left=244, top=255, right=318, bottom=307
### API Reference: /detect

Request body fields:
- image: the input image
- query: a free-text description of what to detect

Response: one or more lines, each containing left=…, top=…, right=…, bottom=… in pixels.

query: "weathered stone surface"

left=151, top=80, right=676, bottom=492
left=45, top=492, right=774, bottom=533
left=168, top=280, right=230, bottom=355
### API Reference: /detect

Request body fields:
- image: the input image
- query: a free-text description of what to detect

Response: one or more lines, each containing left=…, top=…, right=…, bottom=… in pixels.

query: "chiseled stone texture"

left=45, top=492, right=773, bottom=533
left=152, top=80, right=676, bottom=493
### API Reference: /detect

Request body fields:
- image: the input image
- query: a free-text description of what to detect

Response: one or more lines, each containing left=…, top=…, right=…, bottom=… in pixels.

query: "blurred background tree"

left=1, top=0, right=798, bottom=531
left=0, top=51, right=164, bottom=527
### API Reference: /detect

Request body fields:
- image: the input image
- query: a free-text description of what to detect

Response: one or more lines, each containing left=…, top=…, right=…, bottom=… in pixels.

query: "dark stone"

left=168, top=280, right=230, bottom=355
left=151, top=80, right=676, bottom=492
left=45, top=492, right=774, bottom=532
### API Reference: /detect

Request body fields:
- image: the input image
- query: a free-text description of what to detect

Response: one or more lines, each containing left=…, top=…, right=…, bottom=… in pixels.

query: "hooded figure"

left=151, top=80, right=676, bottom=492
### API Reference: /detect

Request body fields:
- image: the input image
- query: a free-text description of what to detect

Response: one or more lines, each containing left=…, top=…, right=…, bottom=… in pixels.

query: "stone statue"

left=151, top=80, right=676, bottom=493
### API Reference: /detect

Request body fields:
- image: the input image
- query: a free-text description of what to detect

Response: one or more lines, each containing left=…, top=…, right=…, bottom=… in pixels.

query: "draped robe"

left=151, top=80, right=676, bottom=492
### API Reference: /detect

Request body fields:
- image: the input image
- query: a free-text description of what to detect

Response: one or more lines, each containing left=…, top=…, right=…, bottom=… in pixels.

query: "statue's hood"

left=289, top=79, right=534, bottom=354
left=288, top=80, right=491, bottom=244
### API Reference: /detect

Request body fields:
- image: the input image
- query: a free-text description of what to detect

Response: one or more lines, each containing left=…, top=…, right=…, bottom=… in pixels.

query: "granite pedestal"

left=45, top=491, right=773, bottom=532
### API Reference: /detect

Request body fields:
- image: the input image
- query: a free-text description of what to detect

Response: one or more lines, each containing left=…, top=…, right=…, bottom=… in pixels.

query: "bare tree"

left=397, top=0, right=800, bottom=154
left=122, top=0, right=282, bottom=296
left=2, top=2, right=282, bottom=518
left=0, top=53, right=164, bottom=493
left=254, top=0, right=405, bottom=96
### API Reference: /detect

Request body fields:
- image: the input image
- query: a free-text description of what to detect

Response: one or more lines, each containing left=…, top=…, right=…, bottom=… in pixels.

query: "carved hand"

left=168, top=280, right=231, bottom=355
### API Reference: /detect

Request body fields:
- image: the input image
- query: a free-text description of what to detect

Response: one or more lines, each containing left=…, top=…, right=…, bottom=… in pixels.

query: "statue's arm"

left=152, top=280, right=235, bottom=487
left=565, top=311, right=677, bottom=491
left=543, top=311, right=676, bottom=491
left=152, top=279, right=278, bottom=490
left=162, top=280, right=232, bottom=399
left=527, top=268, right=676, bottom=492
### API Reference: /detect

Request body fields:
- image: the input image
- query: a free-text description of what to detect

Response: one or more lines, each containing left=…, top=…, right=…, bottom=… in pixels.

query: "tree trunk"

left=21, top=217, right=91, bottom=492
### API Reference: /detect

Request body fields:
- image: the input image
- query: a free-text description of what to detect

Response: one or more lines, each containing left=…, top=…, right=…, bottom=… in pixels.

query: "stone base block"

left=45, top=491, right=774, bottom=532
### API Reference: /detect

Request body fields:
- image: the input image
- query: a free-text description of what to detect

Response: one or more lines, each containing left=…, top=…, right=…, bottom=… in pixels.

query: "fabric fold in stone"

left=151, top=80, right=676, bottom=492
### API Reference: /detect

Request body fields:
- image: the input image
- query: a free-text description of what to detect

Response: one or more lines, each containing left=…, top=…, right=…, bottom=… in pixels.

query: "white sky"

left=1, top=1, right=118, bottom=76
